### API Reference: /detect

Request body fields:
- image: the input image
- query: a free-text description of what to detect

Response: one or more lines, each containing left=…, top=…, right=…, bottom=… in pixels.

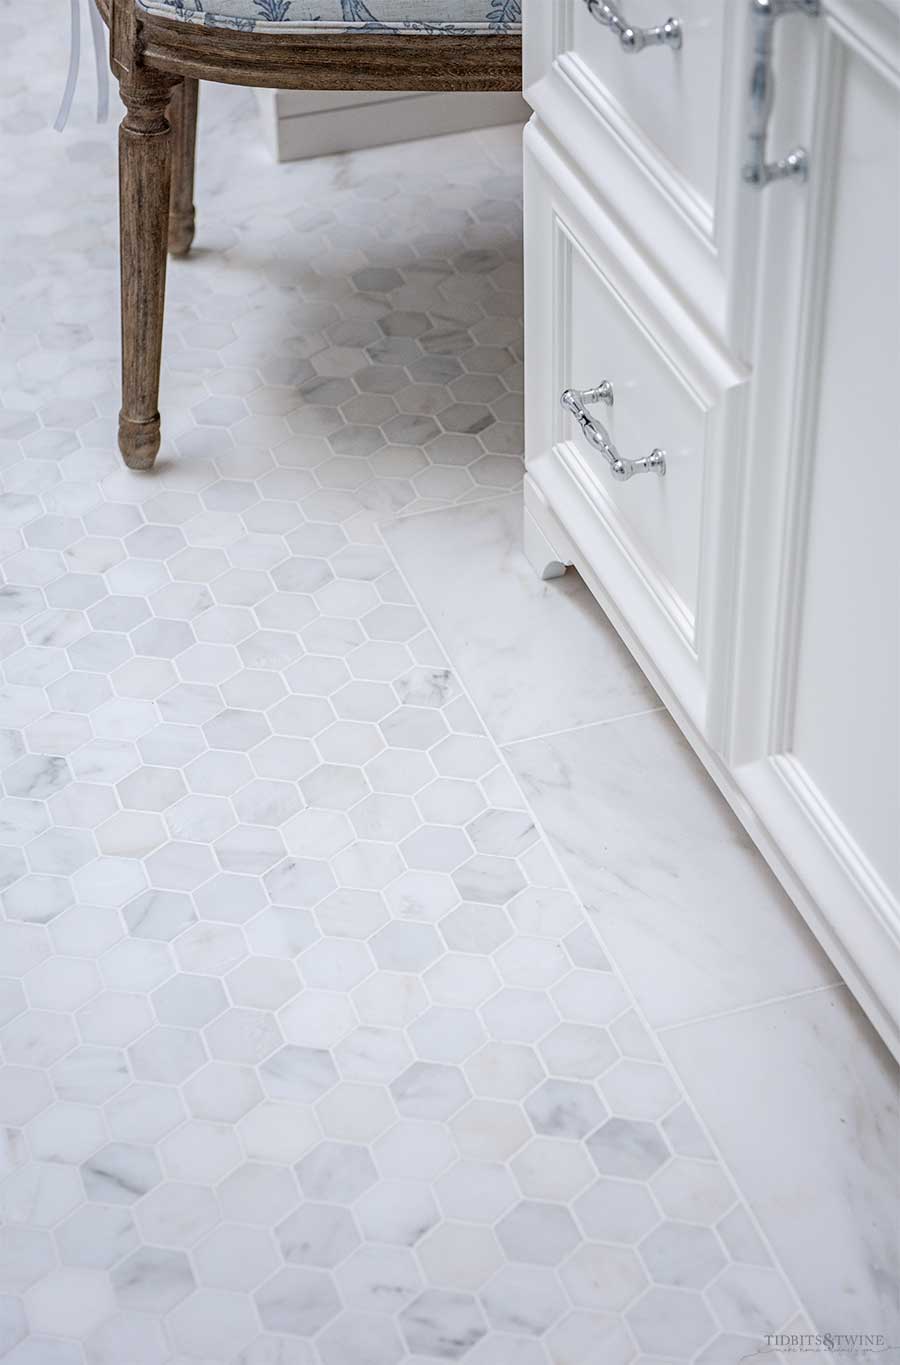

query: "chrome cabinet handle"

left=562, top=383, right=667, bottom=481
left=584, top=0, right=682, bottom=52
left=743, top=0, right=820, bottom=188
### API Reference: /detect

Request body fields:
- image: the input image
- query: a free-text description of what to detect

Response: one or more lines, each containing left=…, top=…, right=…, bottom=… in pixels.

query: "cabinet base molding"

left=522, top=502, right=571, bottom=582
left=524, top=474, right=900, bottom=1061
left=255, top=88, right=529, bottom=161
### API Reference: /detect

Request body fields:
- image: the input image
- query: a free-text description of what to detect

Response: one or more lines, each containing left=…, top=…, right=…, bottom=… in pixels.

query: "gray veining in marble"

left=503, top=711, right=840, bottom=1028
left=663, top=985, right=900, bottom=1341
left=0, top=7, right=888, bottom=1361
left=384, top=493, right=658, bottom=744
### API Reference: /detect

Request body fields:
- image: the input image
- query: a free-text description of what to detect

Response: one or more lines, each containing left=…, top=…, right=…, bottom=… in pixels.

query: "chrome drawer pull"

left=743, top=0, right=820, bottom=188
left=584, top=1, right=682, bottom=53
left=562, top=383, right=667, bottom=481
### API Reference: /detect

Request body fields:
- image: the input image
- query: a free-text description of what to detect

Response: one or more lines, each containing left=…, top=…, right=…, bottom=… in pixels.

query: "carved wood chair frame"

left=95, top=0, right=522, bottom=469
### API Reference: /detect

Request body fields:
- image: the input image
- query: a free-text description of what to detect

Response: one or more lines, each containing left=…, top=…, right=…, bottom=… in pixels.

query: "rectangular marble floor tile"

left=662, top=985, right=900, bottom=1339
left=384, top=493, right=658, bottom=745
left=503, top=710, right=840, bottom=1028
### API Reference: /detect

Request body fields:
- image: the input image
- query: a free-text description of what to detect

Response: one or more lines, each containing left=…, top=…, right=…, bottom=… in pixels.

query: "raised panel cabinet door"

left=732, top=0, right=900, bottom=1058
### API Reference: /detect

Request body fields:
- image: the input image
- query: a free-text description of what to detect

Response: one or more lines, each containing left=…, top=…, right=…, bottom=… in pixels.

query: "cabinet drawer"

left=569, top=0, right=726, bottom=218
left=524, top=0, right=754, bottom=341
left=524, top=124, right=749, bottom=733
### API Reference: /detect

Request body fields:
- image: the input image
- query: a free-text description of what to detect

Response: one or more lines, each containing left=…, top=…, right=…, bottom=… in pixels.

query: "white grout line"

left=653, top=981, right=845, bottom=1035
left=374, top=508, right=832, bottom=1355
left=500, top=704, right=668, bottom=748
left=387, top=487, right=520, bottom=524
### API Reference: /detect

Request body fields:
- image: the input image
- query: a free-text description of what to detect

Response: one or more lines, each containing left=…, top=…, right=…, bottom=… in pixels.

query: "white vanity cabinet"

left=522, top=0, right=900, bottom=1058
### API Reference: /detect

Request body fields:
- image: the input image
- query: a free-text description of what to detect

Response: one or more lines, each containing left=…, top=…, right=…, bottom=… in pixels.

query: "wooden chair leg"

left=168, top=77, right=199, bottom=257
left=117, top=68, right=178, bottom=471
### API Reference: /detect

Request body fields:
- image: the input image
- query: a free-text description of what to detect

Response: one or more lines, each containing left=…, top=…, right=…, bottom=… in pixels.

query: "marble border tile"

left=501, top=713, right=839, bottom=1029
left=662, top=985, right=900, bottom=1340
left=384, top=493, right=659, bottom=745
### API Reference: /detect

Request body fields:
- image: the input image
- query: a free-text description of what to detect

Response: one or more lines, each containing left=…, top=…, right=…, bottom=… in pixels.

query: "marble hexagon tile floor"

left=0, top=14, right=820, bottom=1365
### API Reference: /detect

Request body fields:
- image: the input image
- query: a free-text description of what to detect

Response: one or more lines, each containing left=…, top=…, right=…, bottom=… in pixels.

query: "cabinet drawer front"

left=562, top=239, right=705, bottom=632
left=524, top=1, right=756, bottom=342
left=525, top=125, right=748, bottom=729
left=569, top=0, right=726, bottom=218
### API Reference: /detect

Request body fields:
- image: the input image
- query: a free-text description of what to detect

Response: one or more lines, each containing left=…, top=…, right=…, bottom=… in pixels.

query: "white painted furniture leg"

left=523, top=507, right=569, bottom=580
left=523, top=473, right=574, bottom=580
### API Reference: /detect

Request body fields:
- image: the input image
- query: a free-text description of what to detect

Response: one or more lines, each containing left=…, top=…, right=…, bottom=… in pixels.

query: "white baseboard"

left=255, top=89, right=529, bottom=162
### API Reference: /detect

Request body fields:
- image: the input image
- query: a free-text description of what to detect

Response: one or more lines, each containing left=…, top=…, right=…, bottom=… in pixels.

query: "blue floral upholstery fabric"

left=136, top=0, right=521, bottom=35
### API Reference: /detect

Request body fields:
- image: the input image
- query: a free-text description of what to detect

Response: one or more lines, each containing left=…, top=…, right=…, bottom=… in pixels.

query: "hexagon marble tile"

left=0, top=11, right=811, bottom=1365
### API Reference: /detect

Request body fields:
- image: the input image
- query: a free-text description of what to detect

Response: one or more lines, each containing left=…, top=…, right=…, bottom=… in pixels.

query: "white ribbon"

left=55, top=0, right=110, bottom=132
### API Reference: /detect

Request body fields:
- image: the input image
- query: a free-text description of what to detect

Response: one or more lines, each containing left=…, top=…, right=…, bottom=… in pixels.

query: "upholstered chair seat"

left=137, top=0, right=522, bottom=36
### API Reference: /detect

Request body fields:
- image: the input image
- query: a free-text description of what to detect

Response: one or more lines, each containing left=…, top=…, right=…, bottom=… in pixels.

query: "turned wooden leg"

left=117, top=68, right=178, bottom=471
left=168, top=77, right=198, bottom=257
